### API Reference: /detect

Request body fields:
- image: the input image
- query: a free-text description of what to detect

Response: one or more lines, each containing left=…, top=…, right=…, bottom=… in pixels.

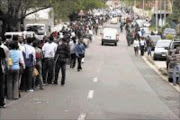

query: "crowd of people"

left=0, top=14, right=109, bottom=108
left=120, top=11, right=180, bottom=86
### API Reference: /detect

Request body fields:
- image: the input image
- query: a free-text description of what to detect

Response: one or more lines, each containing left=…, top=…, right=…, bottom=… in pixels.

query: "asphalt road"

left=0, top=23, right=179, bottom=120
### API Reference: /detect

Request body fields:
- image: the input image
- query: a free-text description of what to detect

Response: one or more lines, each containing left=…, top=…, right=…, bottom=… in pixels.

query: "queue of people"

left=0, top=13, right=109, bottom=108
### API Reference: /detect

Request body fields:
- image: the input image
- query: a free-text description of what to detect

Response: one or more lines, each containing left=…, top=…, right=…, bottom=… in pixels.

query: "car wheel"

left=102, top=42, right=104, bottom=45
left=115, top=43, right=117, bottom=46
left=168, top=77, right=173, bottom=83
left=153, top=55, right=157, bottom=60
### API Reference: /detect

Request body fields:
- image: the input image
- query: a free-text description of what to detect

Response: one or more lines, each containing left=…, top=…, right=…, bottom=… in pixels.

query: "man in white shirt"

left=20, top=37, right=36, bottom=92
left=42, top=36, right=58, bottom=84
left=140, top=37, right=146, bottom=56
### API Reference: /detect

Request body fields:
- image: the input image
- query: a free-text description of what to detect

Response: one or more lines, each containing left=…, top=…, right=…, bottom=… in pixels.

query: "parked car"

left=149, top=35, right=162, bottom=50
left=101, top=28, right=119, bottom=46
left=162, top=28, right=176, bottom=39
left=153, top=40, right=171, bottom=60
left=166, top=39, right=180, bottom=82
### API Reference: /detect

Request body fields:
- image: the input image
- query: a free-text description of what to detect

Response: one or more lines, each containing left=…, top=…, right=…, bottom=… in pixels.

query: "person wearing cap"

left=0, top=37, right=6, bottom=108
left=54, top=38, right=70, bottom=86
left=42, top=36, right=58, bottom=85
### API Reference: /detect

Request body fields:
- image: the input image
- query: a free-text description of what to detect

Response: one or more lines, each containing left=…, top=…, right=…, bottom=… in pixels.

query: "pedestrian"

left=54, top=38, right=70, bottom=86
left=33, top=41, right=44, bottom=90
left=0, top=37, right=6, bottom=108
left=20, top=38, right=36, bottom=92
left=133, top=38, right=140, bottom=56
left=140, top=37, right=146, bottom=56
left=120, top=22, right=124, bottom=33
left=146, top=36, right=153, bottom=56
left=42, top=36, right=58, bottom=85
left=126, top=32, right=133, bottom=46
left=69, top=37, right=77, bottom=68
left=75, top=40, right=85, bottom=72
left=171, top=47, right=180, bottom=86
left=7, top=41, right=25, bottom=99
left=141, top=29, right=145, bottom=36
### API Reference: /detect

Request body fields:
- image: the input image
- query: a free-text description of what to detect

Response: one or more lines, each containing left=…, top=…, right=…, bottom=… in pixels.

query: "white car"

left=110, top=17, right=118, bottom=24
left=5, top=31, right=35, bottom=41
left=102, top=28, right=119, bottom=46
left=154, top=40, right=172, bottom=60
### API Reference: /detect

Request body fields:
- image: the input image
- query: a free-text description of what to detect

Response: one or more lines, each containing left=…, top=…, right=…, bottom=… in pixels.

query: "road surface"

left=0, top=23, right=179, bottom=120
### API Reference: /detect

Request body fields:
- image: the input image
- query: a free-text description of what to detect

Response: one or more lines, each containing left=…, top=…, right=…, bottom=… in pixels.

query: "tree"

left=168, top=0, right=180, bottom=23
left=0, top=0, right=51, bottom=36
left=0, top=0, right=106, bottom=36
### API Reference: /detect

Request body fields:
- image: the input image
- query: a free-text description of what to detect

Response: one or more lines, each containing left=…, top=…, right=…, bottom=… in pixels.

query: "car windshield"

left=150, top=36, right=161, bottom=42
left=172, top=42, right=180, bottom=49
left=156, top=41, right=171, bottom=48
left=164, top=28, right=176, bottom=34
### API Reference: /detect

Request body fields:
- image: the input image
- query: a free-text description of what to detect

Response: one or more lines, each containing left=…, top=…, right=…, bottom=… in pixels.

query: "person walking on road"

left=133, top=38, right=140, bottom=56
left=75, top=40, right=85, bottom=72
left=171, top=47, right=180, bottom=86
left=140, top=37, right=146, bottom=56
left=42, top=36, right=58, bottom=85
left=0, top=38, right=6, bottom=108
left=54, top=38, right=70, bottom=86
left=146, top=36, right=153, bottom=56
left=69, top=37, right=77, bottom=69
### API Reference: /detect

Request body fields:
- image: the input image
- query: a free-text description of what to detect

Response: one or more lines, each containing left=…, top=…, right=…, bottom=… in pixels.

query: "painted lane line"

left=93, top=77, right=98, bottom=83
left=77, top=113, right=86, bottom=120
left=87, top=90, right=94, bottom=99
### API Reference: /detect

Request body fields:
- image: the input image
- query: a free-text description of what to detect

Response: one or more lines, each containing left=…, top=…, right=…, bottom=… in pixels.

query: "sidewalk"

left=142, top=53, right=180, bottom=92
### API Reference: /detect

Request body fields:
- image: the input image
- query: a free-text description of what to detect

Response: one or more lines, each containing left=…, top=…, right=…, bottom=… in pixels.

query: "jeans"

left=43, top=58, right=54, bottom=84
left=140, top=46, right=145, bottom=56
left=7, top=70, right=19, bottom=99
left=54, top=63, right=66, bottom=84
left=173, top=64, right=180, bottom=85
left=0, top=72, right=5, bottom=106
left=147, top=46, right=152, bottom=56
left=77, top=54, right=83, bottom=70
left=70, top=53, right=76, bottom=68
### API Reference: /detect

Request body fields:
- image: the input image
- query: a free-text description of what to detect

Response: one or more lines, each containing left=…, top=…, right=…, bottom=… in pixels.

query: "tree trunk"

left=1, top=20, right=7, bottom=38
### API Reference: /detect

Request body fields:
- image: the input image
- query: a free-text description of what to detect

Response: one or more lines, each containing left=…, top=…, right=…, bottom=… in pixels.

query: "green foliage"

left=168, top=0, right=180, bottom=23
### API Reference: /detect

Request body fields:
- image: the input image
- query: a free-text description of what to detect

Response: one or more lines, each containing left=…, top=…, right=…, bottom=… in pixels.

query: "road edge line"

left=142, top=56, right=180, bottom=92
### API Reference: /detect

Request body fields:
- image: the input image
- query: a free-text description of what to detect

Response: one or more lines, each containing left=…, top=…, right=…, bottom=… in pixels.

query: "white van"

left=102, top=28, right=119, bottom=46
left=5, top=31, right=35, bottom=41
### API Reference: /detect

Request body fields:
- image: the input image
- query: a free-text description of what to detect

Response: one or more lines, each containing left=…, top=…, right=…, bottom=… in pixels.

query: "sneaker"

left=28, top=89, right=34, bottom=92
left=0, top=105, right=6, bottom=108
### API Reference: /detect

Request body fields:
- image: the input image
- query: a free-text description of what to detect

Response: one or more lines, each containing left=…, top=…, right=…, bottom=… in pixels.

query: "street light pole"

left=164, top=0, right=166, bottom=26
left=156, top=0, right=158, bottom=33
left=143, top=0, right=145, bottom=18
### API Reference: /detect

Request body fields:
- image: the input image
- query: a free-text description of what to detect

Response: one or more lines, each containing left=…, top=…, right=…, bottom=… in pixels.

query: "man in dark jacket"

left=54, top=38, right=70, bottom=86
left=0, top=37, right=6, bottom=108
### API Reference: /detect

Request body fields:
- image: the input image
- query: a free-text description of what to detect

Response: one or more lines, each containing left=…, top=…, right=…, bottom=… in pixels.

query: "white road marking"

left=93, top=77, right=98, bottom=83
left=87, top=90, right=94, bottom=99
left=77, top=113, right=86, bottom=120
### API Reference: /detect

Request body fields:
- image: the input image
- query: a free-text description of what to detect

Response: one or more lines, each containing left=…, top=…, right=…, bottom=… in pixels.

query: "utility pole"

left=156, top=0, right=158, bottom=33
left=160, top=0, right=162, bottom=27
left=164, top=0, right=166, bottom=26
left=143, top=0, right=145, bottom=18
left=134, top=0, right=136, bottom=7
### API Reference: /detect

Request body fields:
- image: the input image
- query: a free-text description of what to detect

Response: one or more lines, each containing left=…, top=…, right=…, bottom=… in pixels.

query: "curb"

left=142, top=55, right=180, bottom=92
left=144, top=55, right=168, bottom=76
